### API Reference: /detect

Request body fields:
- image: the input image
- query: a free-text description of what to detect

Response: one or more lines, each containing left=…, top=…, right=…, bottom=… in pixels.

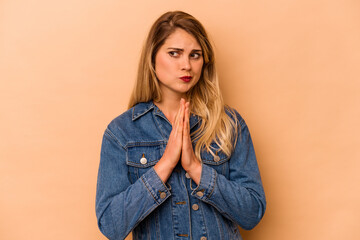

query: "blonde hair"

left=128, top=11, right=238, bottom=159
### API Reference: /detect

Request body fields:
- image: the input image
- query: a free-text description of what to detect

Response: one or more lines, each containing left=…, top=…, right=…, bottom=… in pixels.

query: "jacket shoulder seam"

left=104, top=128, right=125, bottom=149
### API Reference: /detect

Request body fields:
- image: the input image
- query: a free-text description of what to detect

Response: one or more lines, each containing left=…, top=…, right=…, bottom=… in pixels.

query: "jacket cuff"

left=141, top=167, right=171, bottom=205
left=191, top=163, right=217, bottom=200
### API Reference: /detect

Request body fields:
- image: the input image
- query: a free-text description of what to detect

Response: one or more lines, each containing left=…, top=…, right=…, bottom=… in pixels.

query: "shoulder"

left=107, top=107, right=134, bottom=133
left=107, top=101, right=153, bottom=131
left=101, top=107, right=134, bottom=147
left=104, top=101, right=160, bottom=146
left=224, top=105, right=247, bottom=129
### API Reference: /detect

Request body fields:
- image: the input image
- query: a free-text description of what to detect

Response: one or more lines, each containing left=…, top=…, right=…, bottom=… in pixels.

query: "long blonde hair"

left=128, top=11, right=238, bottom=159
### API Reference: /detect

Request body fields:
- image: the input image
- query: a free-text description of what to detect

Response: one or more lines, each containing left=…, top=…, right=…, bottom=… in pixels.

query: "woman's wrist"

left=185, top=158, right=202, bottom=185
left=154, top=156, right=177, bottom=183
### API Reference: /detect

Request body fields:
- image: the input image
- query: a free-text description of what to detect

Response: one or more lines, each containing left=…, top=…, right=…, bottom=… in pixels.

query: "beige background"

left=1, top=0, right=360, bottom=239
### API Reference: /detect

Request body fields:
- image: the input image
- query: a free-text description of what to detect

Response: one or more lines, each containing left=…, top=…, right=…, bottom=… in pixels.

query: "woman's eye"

left=190, top=53, right=202, bottom=59
left=168, top=51, right=179, bottom=57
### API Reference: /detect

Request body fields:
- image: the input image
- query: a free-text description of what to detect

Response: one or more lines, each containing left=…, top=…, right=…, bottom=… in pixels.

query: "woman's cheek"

left=155, top=54, right=173, bottom=80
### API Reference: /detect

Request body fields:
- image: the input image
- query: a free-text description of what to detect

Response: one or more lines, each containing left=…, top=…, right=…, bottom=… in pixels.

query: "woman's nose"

left=181, top=57, right=191, bottom=71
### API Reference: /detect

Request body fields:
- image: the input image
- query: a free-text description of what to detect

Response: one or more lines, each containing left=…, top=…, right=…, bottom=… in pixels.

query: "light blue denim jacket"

left=96, top=101, right=266, bottom=240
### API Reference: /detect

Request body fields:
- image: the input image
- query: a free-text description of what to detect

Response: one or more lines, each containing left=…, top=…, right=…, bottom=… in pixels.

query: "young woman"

left=96, top=11, right=266, bottom=240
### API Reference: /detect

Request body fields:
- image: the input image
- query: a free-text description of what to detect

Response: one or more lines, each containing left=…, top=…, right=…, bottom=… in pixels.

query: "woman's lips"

left=180, top=76, right=192, bottom=82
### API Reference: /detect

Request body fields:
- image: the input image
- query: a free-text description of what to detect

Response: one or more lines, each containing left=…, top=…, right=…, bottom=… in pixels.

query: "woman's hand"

left=154, top=99, right=202, bottom=184
left=181, top=101, right=202, bottom=185
left=154, top=99, right=185, bottom=183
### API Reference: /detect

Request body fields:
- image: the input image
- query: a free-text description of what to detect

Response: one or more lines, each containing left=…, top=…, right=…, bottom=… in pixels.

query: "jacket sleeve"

left=95, top=128, right=171, bottom=240
left=191, top=113, right=266, bottom=230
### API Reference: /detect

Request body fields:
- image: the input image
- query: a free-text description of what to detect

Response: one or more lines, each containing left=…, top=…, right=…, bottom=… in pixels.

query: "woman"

left=96, top=11, right=266, bottom=240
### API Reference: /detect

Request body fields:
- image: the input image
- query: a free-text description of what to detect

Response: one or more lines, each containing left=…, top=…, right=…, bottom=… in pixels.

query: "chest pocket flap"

left=200, top=147, right=229, bottom=165
left=200, top=144, right=230, bottom=177
left=126, top=141, right=165, bottom=168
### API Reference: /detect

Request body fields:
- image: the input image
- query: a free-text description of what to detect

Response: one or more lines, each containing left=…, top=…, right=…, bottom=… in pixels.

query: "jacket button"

left=213, top=155, right=220, bottom=162
left=200, top=237, right=207, bottom=240
left=185, top=172, right=190, bottom=179
left=140, top=154, right=147, bottom=164
left=192, top=204, right=199, bottom=211
left=196, top=191, right=204, bottom=197
left=160, top=192, right=166, bottom=199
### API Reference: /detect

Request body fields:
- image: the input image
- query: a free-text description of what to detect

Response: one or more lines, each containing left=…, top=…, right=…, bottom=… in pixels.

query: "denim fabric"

left=96, top=101, right=266, bottom=240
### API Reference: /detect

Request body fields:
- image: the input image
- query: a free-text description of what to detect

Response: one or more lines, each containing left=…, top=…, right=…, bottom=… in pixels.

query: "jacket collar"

left=132, top=101, right=155, bottom=120
left=132, top=101, right=200, bottom=129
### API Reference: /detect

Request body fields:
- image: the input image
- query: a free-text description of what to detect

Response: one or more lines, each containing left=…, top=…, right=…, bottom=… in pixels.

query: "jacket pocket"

left=200, top=143, right=230, bottom=178
left=126, top=141, right=166, bottom=183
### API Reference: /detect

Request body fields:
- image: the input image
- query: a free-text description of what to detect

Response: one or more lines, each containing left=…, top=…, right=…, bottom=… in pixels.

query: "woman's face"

left=154, top=28, right=204, bottom=98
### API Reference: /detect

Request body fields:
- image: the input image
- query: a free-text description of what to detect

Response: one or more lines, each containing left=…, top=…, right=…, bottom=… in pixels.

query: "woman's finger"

left=173, top=100, right=182, bottom=128
left=183, top=102, right=190, bottom=138
left=171, top=99, right=183, bottom=136
left=177, top=99, right=185, bottom=134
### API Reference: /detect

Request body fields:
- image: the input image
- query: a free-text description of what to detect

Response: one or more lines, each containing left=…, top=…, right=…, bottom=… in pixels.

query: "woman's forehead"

left=162, top=28, right=201, bottom=50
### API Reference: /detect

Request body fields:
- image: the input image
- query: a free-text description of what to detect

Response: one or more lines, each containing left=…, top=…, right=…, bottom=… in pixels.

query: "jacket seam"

left=212, top=206, right=224, bottom=239
left=125, top=140, right=166, bottom=148
left=140, top=176, right=160, bottom=205
left=207, top=170, right=217, bottom=199
left=152, top=111, right=167, bottom=140
left=199, top=201, right=209, bottom=239
left=105, top=128, right=126, bottom=149
left=132, top=104, right=154, bottom=120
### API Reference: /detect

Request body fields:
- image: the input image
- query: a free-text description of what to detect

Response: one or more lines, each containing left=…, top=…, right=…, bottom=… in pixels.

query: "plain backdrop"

left=1, top=0, right=360, bottom=239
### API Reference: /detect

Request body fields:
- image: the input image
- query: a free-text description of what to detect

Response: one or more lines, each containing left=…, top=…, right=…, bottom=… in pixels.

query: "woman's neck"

left=154, top=95, right=187, bottom=125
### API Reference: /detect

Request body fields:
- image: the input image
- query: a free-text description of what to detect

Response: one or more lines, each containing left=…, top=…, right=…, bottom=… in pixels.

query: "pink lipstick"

left=180, top=76, right=192, bottom=82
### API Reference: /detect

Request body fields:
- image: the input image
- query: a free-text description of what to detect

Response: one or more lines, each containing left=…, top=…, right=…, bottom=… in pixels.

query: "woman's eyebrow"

left=167, top=47, right=202, bottom=52
left=167, top=47, right=183, bottom=51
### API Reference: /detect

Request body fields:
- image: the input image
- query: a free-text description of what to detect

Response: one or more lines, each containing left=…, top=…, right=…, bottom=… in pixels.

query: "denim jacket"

left=96, top=101, right=266, bottom=240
